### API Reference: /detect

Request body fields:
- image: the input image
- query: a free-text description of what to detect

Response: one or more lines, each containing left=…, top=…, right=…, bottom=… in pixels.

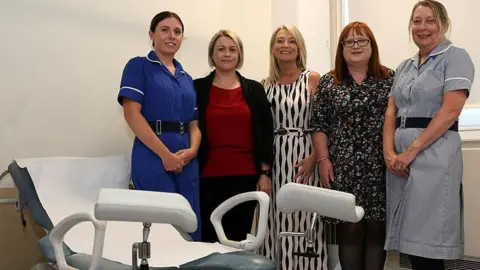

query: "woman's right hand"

left=161, top=152, right=184, bottom=173
left=384, top=151, right=408, bottom=178
left=318, top=159, right=334, bottom=189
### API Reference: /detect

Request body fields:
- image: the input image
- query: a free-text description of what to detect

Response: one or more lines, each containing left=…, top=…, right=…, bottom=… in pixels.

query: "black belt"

left=148, top=120, right=190, bottom=135
left=396, top=117, right=458, bottom=132
left=274, top=127, right=307, bottom=136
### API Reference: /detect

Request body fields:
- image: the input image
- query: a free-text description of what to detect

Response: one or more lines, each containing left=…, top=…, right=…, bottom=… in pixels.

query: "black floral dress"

left=310, top=69, right=395, bottom=224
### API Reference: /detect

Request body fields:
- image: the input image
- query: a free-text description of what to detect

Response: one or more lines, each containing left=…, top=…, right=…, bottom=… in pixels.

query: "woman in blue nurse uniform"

left=117, top=11, right=202, bottom=241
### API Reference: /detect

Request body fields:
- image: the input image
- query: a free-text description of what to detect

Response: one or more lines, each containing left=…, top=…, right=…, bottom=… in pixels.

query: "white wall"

left=271, top=0, right=332, bottom=75
left=0, top=0, right=273, bottom=187
left=0, top=1, right=334, bottom=187
left=346, top=0, right=479, bottom=105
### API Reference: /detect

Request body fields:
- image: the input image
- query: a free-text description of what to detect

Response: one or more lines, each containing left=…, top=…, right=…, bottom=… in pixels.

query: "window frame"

left=458, top=106, right=480, bottom=131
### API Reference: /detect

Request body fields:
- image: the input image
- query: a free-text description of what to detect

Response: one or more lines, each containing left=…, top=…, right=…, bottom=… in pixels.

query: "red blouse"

left=201, top=85, right=256, bottom=177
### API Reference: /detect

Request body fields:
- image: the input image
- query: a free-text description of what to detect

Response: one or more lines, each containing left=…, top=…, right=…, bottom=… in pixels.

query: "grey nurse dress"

left=385, top=39, right=475, bottom=260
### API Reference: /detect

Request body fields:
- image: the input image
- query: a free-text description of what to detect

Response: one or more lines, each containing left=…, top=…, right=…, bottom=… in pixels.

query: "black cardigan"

left=194, top=70, right=274, bottom=176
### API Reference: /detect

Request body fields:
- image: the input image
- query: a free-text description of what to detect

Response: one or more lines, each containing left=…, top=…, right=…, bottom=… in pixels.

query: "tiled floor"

left=386, top=250, right=413, bottom=270
left=328, top=246, right=406, bottom=270
left=385, top=250, right=401, bottom=269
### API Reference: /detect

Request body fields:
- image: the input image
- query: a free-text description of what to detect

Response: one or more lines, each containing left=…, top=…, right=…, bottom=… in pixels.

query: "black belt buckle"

left=276, top=127, right=288, bottom=135
left=155, top=120, right=162, bottom=135
left=179, top=122, right=184, bottom=135
left=399, top=116, right=406, bottom=129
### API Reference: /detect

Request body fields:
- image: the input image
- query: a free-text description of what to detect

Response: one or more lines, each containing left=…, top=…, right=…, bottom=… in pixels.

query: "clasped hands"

left=162, top=148, right=197, bottom=173
left=385, top=147, right=419, bottom=178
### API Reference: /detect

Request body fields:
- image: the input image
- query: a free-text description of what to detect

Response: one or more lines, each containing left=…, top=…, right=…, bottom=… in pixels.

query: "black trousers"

left=199, top=174, right=258, bottom=243
left=409, top=254, right=445, bottom=270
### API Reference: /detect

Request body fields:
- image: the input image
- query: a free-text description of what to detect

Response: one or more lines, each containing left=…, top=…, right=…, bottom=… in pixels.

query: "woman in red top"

left=194, top=30, right=274, bottom=243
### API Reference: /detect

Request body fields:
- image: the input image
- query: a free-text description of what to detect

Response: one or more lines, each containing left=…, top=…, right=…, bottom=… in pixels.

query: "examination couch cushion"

left=65, top=251, right=275, bottom=270
left=39, top=236, right=275, bottom=270
left=180, top=251, right=276, bottom=270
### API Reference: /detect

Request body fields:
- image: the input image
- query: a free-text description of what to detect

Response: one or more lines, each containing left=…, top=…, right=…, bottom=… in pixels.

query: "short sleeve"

left=444, top=48, right=475, bottom=95
left=184, top=74, right=198, bottom=121
left=310, top=74, right=332, bottom=136
left=192, top=109, right=198, bottom=120
left=192, top=101, right=199, bottom=121
left=117, top=57, right=146, bottom=106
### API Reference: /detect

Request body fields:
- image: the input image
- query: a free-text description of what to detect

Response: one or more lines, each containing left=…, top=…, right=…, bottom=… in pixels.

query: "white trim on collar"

left=146, top=52, right=186, bottom=74
left=146, top=55, right=163, bottom=65
left=430, top=44, right=452, bottom=57
left=410, top=43, right=452, bottom=61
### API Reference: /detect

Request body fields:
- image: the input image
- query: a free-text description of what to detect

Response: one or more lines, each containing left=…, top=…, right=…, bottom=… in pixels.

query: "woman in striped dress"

left=259, top=24, right=328, bottom=270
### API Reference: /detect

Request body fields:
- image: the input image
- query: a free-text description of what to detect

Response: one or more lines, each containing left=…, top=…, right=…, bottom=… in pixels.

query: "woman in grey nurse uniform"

left=383, top=0, right=475, bottom=269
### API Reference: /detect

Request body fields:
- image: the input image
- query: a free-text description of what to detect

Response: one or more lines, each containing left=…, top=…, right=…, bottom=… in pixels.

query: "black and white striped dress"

left=260, top=70, right=328, bottom=269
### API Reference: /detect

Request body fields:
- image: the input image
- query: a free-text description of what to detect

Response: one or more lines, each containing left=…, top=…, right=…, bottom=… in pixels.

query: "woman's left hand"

left=257, top=175, right=272, bottom=195
left=175, top=148, right=197, bottom=166
left=294, top=155, right=316, bottom=184
left=394, top=147, right=419, bottom=175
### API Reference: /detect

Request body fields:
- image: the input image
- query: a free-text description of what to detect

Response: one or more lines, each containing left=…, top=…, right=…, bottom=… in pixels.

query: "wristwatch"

left=260, top=169, right=272, bottom=178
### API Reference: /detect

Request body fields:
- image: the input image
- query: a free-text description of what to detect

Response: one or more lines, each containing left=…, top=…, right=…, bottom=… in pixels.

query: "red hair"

left=333, top=21, right=389, bottom=85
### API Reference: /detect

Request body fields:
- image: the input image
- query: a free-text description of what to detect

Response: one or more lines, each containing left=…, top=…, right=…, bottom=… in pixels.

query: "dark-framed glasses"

left=342, top=39, right=370, bottom=48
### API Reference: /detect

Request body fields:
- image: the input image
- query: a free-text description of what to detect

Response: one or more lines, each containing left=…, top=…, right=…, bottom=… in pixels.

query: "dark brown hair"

left=333, top=21, right=389, bottom=85
left=149, top=11, right=184, bottom=46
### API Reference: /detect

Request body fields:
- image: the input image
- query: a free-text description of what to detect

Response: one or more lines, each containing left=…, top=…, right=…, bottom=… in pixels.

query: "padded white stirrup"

left=94, top=188, right=198, bottom=233
left=210, top=191, right=270, bottom=251
left=276, top=183, right=364, bottom=223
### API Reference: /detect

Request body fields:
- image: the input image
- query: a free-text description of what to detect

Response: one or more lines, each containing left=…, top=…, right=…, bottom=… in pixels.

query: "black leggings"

left=199, top=174, right=258, bottom=243
left=409, top=254, right=445, bottom=270
left=336, top=220, right=387, bottom=270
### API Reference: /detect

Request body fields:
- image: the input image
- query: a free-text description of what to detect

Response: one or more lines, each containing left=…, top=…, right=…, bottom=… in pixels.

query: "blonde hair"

left=264, top=25, right=307, bottom=88
left=208, top=29, right=244, bottom=69
left=409, top=0, right=451, bottom=39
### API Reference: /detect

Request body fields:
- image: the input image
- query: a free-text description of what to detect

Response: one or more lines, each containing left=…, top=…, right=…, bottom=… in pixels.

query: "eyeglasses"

left=342, top=39, right=370, bottom=48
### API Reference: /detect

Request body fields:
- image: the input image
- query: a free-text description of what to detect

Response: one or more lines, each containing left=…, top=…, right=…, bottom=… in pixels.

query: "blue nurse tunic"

left=117, top=50, right=201, bottom=241
left=385, top=40, right=475, bottom=260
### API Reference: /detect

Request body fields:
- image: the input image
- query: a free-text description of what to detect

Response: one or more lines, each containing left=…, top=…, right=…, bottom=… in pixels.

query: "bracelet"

left=317, top=157, right=329, bottom=161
